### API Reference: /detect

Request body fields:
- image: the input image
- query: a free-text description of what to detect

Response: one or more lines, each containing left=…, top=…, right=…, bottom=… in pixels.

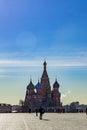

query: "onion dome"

left=53, top=79, right=60, bottom=88
left=35, top=80, right=43, bottom=89
left=27, top=79, right=35, bottom=90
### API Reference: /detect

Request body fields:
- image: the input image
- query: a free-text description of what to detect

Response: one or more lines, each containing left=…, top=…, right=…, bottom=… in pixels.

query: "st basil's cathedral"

left=23, top=61, right=62, bottom=112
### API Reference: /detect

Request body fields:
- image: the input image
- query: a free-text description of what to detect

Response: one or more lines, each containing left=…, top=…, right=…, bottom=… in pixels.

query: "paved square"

left=0, top=113, right=87, bottom=130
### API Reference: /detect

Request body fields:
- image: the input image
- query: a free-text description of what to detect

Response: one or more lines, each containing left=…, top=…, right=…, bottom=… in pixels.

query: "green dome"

left=27, top=80, right=35, bottom=90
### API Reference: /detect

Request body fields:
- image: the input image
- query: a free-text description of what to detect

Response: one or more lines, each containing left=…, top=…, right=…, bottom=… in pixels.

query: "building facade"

left=24, top=61, right=62, bottom=112
left=0, top=103, right=12, bottom=113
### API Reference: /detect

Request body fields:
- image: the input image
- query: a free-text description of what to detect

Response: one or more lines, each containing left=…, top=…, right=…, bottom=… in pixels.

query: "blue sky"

left=0, top=0, right=87, bottom=105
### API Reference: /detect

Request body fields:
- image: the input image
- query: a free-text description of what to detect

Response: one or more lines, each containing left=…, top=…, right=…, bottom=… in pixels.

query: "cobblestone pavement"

left=0, top=113, right=87, bottom=130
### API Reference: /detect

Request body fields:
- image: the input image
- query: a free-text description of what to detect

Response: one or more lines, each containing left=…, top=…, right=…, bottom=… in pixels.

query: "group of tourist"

left=29, top=107, right=87, bottom=120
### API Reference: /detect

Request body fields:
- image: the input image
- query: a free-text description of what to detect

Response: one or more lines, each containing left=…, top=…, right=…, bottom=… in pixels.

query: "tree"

left=19, top=100, right=24, bottom=106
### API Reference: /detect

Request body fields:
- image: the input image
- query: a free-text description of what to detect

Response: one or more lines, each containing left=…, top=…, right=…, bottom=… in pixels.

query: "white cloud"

left=0, top=58, right=87, bottom=67
left=61, top=94, right=67, bottom=99
left=67, top=90, right=71, bottom=94
left=0, top=60, right=42, bottom=67
left=61, top=90, right=71, bottom=100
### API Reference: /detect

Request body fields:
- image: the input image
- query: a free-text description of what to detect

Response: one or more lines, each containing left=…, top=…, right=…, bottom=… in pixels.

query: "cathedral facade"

left=24, top=61, right=62, bottom=112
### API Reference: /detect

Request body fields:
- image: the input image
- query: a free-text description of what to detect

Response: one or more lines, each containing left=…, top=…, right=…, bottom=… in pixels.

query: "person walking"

left=35, top=108, right=38, bottom=116
left=39, top=106, right=45, bottom=120
left=86, top=108, right=87, bottom=115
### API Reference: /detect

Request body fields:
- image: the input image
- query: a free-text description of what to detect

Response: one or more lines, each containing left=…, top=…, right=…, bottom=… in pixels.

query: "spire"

left=30, top=75, right=32, bottom=82
left=41, top=61, right=48, bottom=79
left=55, top=75, right=57, bottom=82
left=38, top=78, right=39, bottom=83
left=41, top=61, right=51, bottom=95
left=43, top=61, right=47, bottom=71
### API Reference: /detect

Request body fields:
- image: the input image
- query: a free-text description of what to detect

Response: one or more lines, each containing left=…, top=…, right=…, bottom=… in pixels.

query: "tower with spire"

left=41, top=61, right=51, bottom=96
left=24, top=61, right=62, bottom=112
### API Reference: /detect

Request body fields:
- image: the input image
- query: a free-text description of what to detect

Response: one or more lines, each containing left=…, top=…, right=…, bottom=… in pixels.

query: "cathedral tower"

left=41, top=61, right=51, bottom=96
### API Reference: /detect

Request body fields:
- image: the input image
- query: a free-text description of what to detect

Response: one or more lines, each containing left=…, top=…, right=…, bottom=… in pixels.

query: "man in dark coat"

left=39, top=106, right=45, bottom=119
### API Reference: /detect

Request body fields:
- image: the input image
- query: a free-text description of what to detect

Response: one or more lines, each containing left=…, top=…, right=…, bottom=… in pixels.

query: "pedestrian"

left=29, top=108, right=31, bottom=113
left=39, top=106, right=45, bottom=120
left=86, top=108, right=87, bottom=115
left=35, top=108, right=38, bottom=116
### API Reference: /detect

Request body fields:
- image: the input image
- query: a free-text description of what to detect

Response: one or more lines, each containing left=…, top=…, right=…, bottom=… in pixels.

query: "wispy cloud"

left=0, top=60, right=42, bottom=67
left=0, top=58, right=87, bottom=67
